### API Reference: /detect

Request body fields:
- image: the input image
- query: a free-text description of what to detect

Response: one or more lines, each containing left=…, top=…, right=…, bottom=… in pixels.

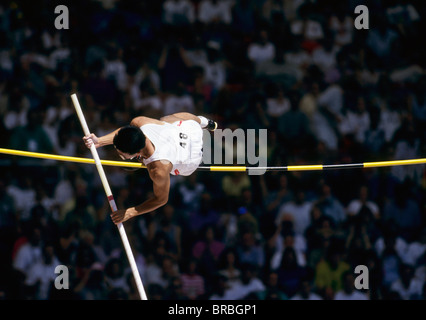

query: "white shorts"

left=171, top=120, right=203, bottom=176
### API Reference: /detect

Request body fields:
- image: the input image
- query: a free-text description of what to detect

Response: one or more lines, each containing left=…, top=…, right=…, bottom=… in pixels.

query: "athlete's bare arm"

left=110, top=160, right=172, bottom=224
left=83, top=128, right=120, bottom=149
left=83, top=116, right=161, bottom=149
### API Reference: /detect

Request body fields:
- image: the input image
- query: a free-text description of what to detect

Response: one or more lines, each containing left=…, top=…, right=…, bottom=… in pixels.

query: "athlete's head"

left=113, top=125, right=146, bottom=156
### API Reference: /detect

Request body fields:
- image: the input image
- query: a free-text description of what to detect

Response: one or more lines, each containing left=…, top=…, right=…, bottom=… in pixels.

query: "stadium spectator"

left=24, top=242, right=60, bottom=300
left=390, top=263, right=423, bottom=300
left=180, top=257, right=205, bottom=300
left=291, top=275, right=322, bottom=300
left=314, top=242, right=351, bottom=298
left=334, top=271, right=369, bottom=300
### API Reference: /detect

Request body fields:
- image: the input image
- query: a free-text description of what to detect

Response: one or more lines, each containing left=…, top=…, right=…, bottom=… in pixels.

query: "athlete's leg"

left=160, top=112, right=217, bottom=131
left=159, top=114, right=183, bottom=123
left=160, top=112, right=201, bottom=124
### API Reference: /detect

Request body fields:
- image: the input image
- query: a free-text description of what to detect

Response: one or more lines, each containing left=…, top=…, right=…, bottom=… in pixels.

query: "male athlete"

left=83, top=112, right=217, bottom=224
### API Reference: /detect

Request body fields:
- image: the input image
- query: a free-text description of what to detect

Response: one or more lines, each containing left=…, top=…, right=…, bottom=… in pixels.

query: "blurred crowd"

left=0, top=0, right=425, bottom=300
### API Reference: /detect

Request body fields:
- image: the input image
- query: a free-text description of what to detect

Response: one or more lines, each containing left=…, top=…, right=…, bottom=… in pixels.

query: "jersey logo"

left=174, top=169, right=180, bottom=175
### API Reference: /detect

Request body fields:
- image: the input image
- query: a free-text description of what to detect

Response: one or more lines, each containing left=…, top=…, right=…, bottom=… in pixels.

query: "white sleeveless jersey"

left=140, top=120, right=203, bottom=176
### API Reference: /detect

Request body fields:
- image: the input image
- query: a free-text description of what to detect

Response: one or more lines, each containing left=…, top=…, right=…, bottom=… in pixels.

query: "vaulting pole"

left=70, top=93, right=147, bottom=300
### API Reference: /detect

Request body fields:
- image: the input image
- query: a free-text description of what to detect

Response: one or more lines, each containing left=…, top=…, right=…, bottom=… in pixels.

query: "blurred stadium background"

left=0, top=0, right=425, bottom=300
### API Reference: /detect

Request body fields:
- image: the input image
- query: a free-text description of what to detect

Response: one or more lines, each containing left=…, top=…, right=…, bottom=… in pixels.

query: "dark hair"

left=113, top=125, right=146, bottom=154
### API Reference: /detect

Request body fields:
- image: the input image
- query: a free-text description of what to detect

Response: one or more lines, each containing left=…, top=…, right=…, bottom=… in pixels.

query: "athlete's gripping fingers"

left=110, top=209, right=126, bottom=224
left=83, top=136, right=93, bottom=148
left=83, top=133, right=99, bottom=149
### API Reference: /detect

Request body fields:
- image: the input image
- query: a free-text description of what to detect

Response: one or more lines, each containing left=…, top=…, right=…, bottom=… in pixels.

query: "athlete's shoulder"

left=130, top=116, right=165, bottom=127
